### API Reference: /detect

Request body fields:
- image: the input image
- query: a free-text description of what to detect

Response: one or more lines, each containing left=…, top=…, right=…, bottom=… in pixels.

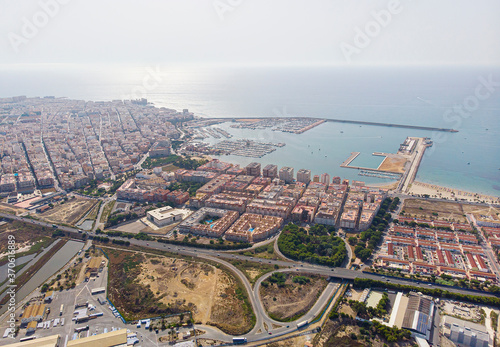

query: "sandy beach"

left=408, top=181, right=500, bottom=204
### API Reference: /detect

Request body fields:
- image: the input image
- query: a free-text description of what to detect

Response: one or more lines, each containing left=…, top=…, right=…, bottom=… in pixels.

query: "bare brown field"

left=260, top=274, right=327, bottom=321
left=105, top=247, right=254, bottom=334
left=40, top=198, right=98, bottom=225
left=0, top=202, right=25, bottom=215
left=463, top=204, right=500, bottom=222
left=138, top=256, right=218, bottom=323
left=402, top=198, right=467, bottom=223
left=207, top=270, right=254, bottom=335
left=378, top=157, right=407, bottom=173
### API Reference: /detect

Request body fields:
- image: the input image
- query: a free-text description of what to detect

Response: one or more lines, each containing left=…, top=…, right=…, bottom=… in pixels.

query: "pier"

left=340, top=152, right=360, bottom=167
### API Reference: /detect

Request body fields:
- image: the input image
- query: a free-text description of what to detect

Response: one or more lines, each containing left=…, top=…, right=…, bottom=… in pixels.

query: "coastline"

left=407, top=181, right=500, bottom=204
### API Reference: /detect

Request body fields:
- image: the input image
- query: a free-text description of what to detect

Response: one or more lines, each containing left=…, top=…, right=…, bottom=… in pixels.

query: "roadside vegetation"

left=237, top=242, right=281, bottom=260
left=278, top=223, right=346, bottom=267
left=225, top=258, right=276, bottom=285
left=354, top=278, right=500, bottom=308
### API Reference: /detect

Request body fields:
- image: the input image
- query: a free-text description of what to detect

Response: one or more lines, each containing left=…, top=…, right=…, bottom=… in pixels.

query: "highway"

left=2, top=212, right=500, bottom=343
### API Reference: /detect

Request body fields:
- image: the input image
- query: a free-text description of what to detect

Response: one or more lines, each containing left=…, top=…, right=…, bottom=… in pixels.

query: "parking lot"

left=0, top=265, right=162, bottom=346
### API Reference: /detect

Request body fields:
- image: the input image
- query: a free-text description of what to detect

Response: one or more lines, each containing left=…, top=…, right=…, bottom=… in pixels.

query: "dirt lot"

left=463, top=204, right=500, bottom=223
left=0, top=202, right=25, bottom=215
left=105, top=247, right=254, bottom=334
left=137, top=255, right=218, bottom=323
left=402, top=198, right=467, bottom=223
left=263, top=334, right=315, bottom=347
left=207, top=269, right=254, bottom=335
left=378, top=156, right=407, bottom=173
left=40, top=197, right=98, bottom=225
left=260, top=273, right=327, bottom=321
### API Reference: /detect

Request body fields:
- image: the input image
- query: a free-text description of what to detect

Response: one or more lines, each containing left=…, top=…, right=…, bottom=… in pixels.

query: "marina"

left=230, top=117, right=325, bottom=134
left=209, top=139, right=286, bottom=158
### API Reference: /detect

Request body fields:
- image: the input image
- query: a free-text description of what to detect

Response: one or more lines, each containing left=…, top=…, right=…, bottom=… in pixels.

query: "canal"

left=0, top=240, right=84, bottom=316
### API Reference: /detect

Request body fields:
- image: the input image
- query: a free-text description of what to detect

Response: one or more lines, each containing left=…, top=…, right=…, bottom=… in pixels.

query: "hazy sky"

left=1, top=0, right=499, bottom=67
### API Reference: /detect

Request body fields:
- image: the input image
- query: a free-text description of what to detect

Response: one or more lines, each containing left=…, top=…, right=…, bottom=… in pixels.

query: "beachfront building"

left=279, top=166, right=294, bottom=184
left=296, top=169, right=311, bottom=184
left=320, top=173, right=330, bottom=185
left=245, top=162, right=261, bottom=176
left=225, top=213, right=283, bottom=243
left=262, top=164, right=278, bottom=178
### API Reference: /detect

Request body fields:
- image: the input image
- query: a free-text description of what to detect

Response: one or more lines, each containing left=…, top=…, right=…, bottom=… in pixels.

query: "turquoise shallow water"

left=0, top=65, right=498, bottom=195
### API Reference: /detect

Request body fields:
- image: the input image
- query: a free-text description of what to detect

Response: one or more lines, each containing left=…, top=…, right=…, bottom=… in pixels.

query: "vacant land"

left=207, top=269, right=255, bottom=335
left=378, top=156, right=407, bottom=173
left=463, top=204, right=500, bottom=223
left=85, top=201, right=102, bottom=221
left=105, top=248, right=254, bottom=334
left=260, top=273, right=327, bottom=321
left=161, top=163, right=179, bottom=172
left=40, top=198, right=98, bottom=225
left=0, top=202, right=25, bottom=215
left=402, top=198, right=467, bottom=223
left=99, top=200, right=116, bottom=223
left=137, top=255, right=218, bottom=323
left=0, top=221, right=55, bottom=262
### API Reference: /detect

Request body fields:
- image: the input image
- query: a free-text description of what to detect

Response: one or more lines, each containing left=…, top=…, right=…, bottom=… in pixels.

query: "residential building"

left=296, top=169, right=311, bottom=184
left=279, top=166, right=294, bottom=183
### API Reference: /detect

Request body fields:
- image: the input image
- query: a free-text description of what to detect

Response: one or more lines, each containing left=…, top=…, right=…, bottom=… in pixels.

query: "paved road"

left=3, top=212, right=500, bottom=343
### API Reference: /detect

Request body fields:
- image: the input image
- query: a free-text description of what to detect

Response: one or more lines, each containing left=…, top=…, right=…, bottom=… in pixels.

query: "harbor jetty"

left=324, top=118, right=458, bottom=132
left=340, top=152, right=360, bottom=167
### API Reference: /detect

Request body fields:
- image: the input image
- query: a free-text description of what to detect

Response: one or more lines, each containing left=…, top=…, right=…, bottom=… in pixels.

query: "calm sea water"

left=0, top=65, right=499, bottom=195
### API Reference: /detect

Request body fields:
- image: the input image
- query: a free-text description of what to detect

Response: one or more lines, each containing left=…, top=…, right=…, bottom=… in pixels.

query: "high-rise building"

left=320, top=173, right=330, bottom=185
left=313, top=175, right=320, bottom=182
left=262, top=164, right=278, bottom=178
left=279, top=166, right=294, bottom=183
left=296, top=169, right=311, bottom=184
left=245, top=162, right=261, bottom=176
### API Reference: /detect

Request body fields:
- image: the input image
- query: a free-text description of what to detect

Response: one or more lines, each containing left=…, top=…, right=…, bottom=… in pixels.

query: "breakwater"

left=218, top=117, right=459, bottom=133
